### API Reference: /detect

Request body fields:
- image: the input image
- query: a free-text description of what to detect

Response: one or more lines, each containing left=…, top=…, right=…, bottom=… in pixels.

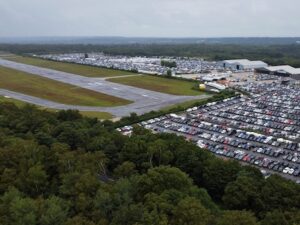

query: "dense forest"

left=1, top=43, right=300, bottom=67
left=0, top=102, right=299, bottom=225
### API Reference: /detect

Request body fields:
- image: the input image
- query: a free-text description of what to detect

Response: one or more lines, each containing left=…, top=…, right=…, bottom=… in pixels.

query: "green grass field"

left=160, top=98, right=210, bottom=111
left=3, top=55, right=135, bottom=78
left=0, top=95, right=27, bottom=107
left=79, top=111, right=113, bottom=120
left=108, top=75, right=204, bottom=96
left=0, top=66, right=131, bottom=107
left=0, top=96, right=114, bottom=120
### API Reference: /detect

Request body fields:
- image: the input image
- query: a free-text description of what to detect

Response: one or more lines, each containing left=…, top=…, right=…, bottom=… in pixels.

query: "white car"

left=283, top=167, right=289, bottom=174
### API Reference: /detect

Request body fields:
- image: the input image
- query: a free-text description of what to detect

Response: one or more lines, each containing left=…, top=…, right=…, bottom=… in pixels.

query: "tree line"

left=1, top=43, right=300, bottom=67
left=0, top=102, right=299, bottom=225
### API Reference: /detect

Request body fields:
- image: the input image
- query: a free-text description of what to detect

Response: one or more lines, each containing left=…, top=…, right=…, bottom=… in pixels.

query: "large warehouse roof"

left=223, top=59, right=250, bottom=64
left=223, top=59, right=267, bottom=67
left=261, top=65, right=300, bottom=75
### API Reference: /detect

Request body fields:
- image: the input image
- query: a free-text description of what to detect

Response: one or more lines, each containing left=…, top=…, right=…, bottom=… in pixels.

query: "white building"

left=221, top=59, right=268, bottom=71
left=206, top=82, right=226, bottom=90
left=256, top=65, right=300, bottom=80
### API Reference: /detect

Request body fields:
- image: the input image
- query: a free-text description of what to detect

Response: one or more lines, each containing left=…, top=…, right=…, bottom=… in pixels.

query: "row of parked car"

left=118, top=83, right=300, bottom=181
left=197, top=139, right=300, bottom=177
left=166, top=116, right=300, bottom=164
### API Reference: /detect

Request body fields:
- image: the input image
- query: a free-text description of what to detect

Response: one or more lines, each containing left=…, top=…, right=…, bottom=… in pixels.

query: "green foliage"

left=171, top=197, right=211, bottom=225
left=0, top=102, right=299, bottom=224
left=166, top=69, right=172, bottom=77
left=161, top=60, right=177, bottom=68
left=2, top=43, right=300, bottom=67
left=215, top=210, right=258, bottom=225
left=222, top=173, right=264, bottom=213
left=261, top=210, right=300, bottom=225
left=39, top=196, right=69, bottom=225
left=202, top=158, right=241, bottom=201
left=136, top=166, right=193, bottom=198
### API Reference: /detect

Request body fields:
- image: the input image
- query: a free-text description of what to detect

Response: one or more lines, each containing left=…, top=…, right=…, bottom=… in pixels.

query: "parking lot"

left=41, top=53, right=220, bottom=75
left=118, top=82, right=300, bottom=182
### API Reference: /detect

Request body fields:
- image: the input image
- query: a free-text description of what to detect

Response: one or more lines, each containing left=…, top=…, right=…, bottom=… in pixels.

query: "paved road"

left=0, top=59, right=208, bottom=117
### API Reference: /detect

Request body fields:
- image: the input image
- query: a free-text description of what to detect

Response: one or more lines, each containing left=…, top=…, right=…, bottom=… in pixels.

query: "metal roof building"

left=221, top=59, right=268, bottom=71
left=256, top=65, right=300, bottom=80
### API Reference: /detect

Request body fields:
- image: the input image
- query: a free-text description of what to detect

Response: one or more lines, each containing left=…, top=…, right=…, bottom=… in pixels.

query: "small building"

left=221, top=59, right=268, bottom=71
left=255, top=65, right=300, bottom=79
left=200, top=73, right=229, bottom=82
left=206, top=82, right=226, bottom=91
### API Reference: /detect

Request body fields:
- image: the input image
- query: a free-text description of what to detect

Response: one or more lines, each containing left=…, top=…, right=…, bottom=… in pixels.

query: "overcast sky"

left=0, top=0, right=299, bottom=37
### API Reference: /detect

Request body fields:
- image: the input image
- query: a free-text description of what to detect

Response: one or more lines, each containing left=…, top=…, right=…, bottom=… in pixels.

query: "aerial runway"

left=0, top=59, right=207, bottom=117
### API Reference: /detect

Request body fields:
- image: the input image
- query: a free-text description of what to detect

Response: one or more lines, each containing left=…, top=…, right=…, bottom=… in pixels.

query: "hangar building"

left=221, top=59, right=268, bottom=71
left=255, top=65, right=300, bottom=80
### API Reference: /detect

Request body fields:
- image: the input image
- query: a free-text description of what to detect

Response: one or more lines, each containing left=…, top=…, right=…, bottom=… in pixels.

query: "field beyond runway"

left=4, top=55, right=135, bottom=78
left=108, top=75, right=204, bottom=96
left=0, top=66, right=131, bottom=107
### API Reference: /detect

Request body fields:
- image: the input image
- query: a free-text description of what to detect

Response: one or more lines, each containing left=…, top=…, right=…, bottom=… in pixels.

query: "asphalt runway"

left=0, top=59, right=208, bottom=117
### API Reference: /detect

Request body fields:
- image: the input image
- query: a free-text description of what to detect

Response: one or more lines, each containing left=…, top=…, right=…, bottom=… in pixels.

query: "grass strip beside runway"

left=108, top=75, right=205, bottom=96
left=0, top=66, right=132, bottom=107
left=0, top=96, right=114, bottom=120
left=3, top=55, right=135, bottom=78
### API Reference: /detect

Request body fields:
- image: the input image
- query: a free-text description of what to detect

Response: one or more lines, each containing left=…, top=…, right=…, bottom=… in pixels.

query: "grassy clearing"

left=160, top=98, right=211, bottom=111
left=0, top=96, right=114, bottom=120
left=3, top=55, right=135, bottom=78
left=78, top=111, right=113, bottom=120
left=108, top=75, right=205, bottom=96
left=0, top=66, right=131, bottom=107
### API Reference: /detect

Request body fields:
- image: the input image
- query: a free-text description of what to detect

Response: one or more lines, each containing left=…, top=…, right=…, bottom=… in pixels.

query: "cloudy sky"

left=0, top=0, right=299, bottom=37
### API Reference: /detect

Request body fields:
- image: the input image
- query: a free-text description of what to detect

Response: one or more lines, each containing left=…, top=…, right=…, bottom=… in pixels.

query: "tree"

left=0, top=168, right=17, bottom=194
left=166, top=69, right=172, bottom=77
left=10, top=197, right=38, bottom=225
left=0, top=187, right=23, bottom=224
left=136, top=166, right=193, bottom=199
left=161, top=60, right=177, bottom=68
left=113, top=161, right=137, bottom=178
left=172, top=197, right=211, bottom=225
left=202, top=159, right=241, bottom=200
left=215, top=211, right=258, bottom=225
left=110, top=203, right=144, bottom=225
left=35, top=132, right=54, bottom=147
left=60, top=171, right=100, bottom=213
left=57, top=110, right=82, bottom=121
left=260, top=175, right=300, bottom=212
left=64, top=216, right=97, bottom=225
left=54, top=123, right=87, bottom=149
left=261, top=210, right=300, bottom=225
left=40, top=196, right=69, bottom=225
left=24, top=164, right=48, bottom=196
left=222, top=175, right=264, bottom=213
left=147, top=139, right=173, bottom=168
left=142, top=192, right=174, bottom=224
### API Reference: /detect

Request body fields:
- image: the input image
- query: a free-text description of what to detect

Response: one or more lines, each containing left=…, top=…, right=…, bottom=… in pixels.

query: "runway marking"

left=88, top=82, right=103, bottom=86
